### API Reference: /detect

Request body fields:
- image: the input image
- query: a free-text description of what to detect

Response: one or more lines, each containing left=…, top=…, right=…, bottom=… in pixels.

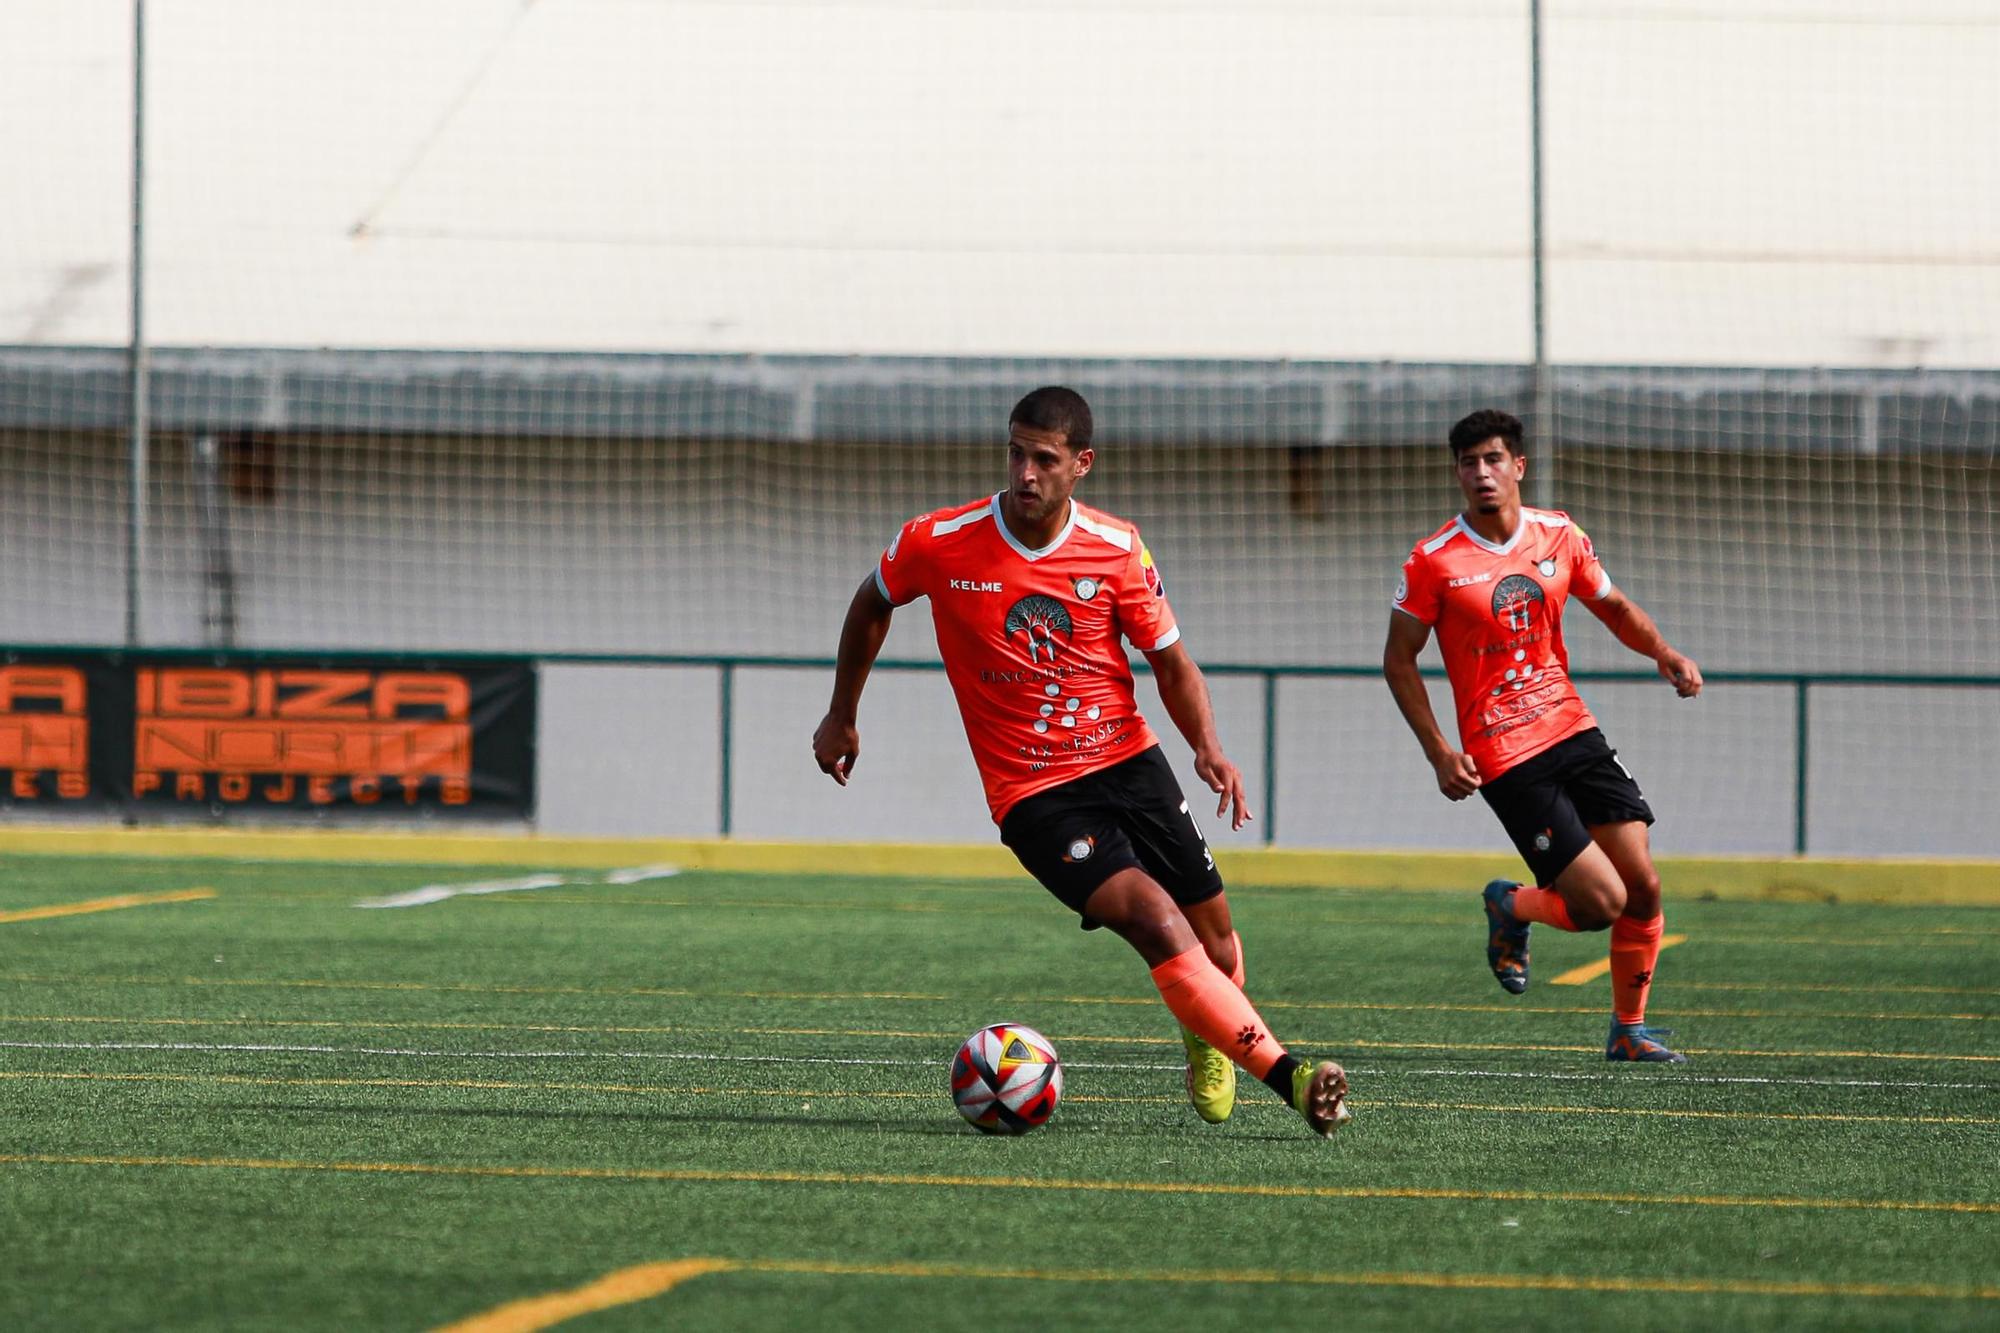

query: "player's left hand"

left=1657, top=650, right=1703, bottom=698
left=1194, top=747, right=1254, bottom=831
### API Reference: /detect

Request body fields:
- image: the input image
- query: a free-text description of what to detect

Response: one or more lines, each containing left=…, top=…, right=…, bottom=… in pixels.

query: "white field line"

left=354, top=864, right=681, bottom=909
left=0, top=1039, right=1991, bottom=1092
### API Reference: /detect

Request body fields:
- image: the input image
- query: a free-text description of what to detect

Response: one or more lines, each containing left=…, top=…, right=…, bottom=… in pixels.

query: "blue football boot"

left=1482, top=878, right=1530, bottom=995
left=1606, top=1021, right=1688, bottom=1063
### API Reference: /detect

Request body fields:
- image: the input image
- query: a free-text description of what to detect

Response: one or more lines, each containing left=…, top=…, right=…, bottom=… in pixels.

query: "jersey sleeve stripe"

left=1144, top=625, right=1182, bottom=653
left=873, top=565, right=902, bottom=605
left=1072, top=511, right=1135, bottom=552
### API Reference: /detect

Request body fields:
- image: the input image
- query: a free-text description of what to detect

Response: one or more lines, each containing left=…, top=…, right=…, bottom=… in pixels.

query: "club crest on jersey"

left=1492, top=574, right=1545, bottom=632
left=1071, top=575, right=1102, bottom=602
left=1537, top=558, right=1557, bottom=578
left=1004, top=594, right=1074, bottom=664
left=1139, top=545, right=1164, bottom=598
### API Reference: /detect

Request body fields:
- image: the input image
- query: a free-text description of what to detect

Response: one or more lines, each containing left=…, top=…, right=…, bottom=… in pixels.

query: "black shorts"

left=1478, top=727, right=1654, bottom=886
left=998, top=745, right=1225, bottom=926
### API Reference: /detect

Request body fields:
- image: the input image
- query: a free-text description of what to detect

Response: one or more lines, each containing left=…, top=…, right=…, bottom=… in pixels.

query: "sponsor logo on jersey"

left=1004, top=594, right=1074, bottom=664
left=1448, top=571, right=1493, bottom=588
left=1139, top=545, right=1164, bottom=598
left=949, top=579, right=1004, bottom=593
left=1492, top=574, right=1545, bottom=632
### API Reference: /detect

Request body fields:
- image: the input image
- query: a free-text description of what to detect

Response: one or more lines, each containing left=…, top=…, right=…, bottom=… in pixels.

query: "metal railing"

left=18, top=644, right=1995, bottom=855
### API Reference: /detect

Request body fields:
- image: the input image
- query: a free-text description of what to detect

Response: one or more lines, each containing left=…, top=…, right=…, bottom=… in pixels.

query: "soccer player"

left=1382, top=408, right=1702, bottom=1063
left=813, top=386, right=1350, bottom=1134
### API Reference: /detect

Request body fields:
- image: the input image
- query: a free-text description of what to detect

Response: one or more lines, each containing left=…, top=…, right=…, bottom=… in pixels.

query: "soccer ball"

left=950, top=1022, right=1063, bottom=1135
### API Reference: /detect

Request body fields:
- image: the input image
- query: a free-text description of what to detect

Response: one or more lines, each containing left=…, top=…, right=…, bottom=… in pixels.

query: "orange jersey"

left=1392, top=508, right=1614, bottom=780
left=876, top=494, right=1178, bottom=822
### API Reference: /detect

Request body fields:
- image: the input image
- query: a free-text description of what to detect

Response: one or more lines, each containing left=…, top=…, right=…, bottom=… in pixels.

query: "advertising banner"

left=0, top=655, right=534, bottom=818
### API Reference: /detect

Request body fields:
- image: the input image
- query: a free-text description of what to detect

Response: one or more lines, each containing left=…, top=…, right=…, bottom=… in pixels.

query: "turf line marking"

left=431, top=1255, right=1998, bottom=1328
left=1676, top=981, right=2000, bottom=998
left=1550, top=935, right=1688, bottom=986
left=749, top=1257, right=1998, bottom=1302
left=4, top=1152, right=1995, bottom=1215
left=7, top=972, right=1990, bottom=1026
left=7, top=1032, right=1998, bottom=1066
left=6, top=1069, right=1993, bottom=1126
left=432, top=1258, right=731, bottom=1333
left=0, top=888, right=215, bottom=925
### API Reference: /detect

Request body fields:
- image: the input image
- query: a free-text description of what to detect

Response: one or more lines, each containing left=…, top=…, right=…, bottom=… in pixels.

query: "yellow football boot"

left=1180, top=1025, right=1237, bottom=1124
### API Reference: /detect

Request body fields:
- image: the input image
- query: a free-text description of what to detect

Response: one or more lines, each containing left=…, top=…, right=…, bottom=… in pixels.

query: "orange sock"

left=1151, top=945, right=1285, bottom=1079
left=1228, top=931, right=1246, bottom=989
left=1512, top=885, right=1580, bottom=931
left=1610, top=913, right=1665, bottom=1024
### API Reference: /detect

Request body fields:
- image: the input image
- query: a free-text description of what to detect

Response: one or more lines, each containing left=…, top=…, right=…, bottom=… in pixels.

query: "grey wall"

left=535, top=664, right=2000, bottom=859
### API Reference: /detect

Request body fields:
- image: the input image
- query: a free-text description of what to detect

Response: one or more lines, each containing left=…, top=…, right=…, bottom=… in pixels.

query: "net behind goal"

left=1, top=0, right=1995, bottom=854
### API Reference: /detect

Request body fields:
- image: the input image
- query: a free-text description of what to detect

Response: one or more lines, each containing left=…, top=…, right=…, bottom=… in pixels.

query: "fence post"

left=718, top=661, right=735, bottom=837
left=124, top=0, right=149, bottom=647
left=1261, top=670, right=1278, bottom=845
left=1793, top=678, right=1810, bottom=855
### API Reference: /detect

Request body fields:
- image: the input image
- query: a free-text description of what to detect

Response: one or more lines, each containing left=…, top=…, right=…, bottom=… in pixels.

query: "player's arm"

left=1143, top=640, right=1253, bottom=831
left=812, top=575, right=896, bottom=785
left=1582, top=587, right=1702, bottom=698
left=1382, top=609, right=1482, bottom=800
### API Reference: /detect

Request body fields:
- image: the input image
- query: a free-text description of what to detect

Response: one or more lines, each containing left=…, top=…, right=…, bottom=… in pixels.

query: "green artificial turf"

left=0, top=852, right=1994, bottom=1331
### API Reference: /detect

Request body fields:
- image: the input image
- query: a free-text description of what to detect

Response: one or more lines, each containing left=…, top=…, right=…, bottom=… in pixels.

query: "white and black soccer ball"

left=950, top=1022, right=1063, bottom=1135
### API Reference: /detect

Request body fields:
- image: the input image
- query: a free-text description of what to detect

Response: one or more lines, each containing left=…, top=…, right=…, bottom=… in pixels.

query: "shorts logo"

left=1003, top=594, right=1074, bottom=664
left=1063, top=836, right=1095, bottom=863
left=1492, top=574, right=1546, bottom=632
left=1537, top=558, right=1557, bottom=578
left=1533, top=828, right=1552, bottom=852
left=1071, top=575, right=1101, bottom=602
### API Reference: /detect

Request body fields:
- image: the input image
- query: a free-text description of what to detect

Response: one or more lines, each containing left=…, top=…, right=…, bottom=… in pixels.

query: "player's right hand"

left=1432, top=749, right=1481, bottom=801
left=813, top=714, right=860, bottom=785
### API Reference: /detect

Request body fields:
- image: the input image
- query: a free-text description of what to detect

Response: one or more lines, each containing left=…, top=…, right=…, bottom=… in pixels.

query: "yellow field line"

left=1675, top=981, right=2000, bottom=998
left=742, top=1256, right=1999, bottom=1301
left=0, top=888, right=215, bottom=926
left=5, top=1069, right=1995, bottom=1127
left=4, top=1152, right=1996, bottom=1215
left=432, top=1254, right=1999, bottom=1329
left=5, top=824, right=1998, bottom=905
left=433, top=1258, right=734, bottom=1333
left=1550, top=935, right=1689, bottom=986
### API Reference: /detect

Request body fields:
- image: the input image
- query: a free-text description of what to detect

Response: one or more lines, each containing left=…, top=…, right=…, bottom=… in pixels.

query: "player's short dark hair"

left=1010, top=386, right=1094, bottom=453
left=1449, top=408, right=1524, bottom=457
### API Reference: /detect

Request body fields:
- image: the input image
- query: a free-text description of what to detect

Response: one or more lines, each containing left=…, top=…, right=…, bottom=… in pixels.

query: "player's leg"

left=1111, top=748, right=1245, bottom=1122
left=1173, top=895, right=1243, bottom=1122
left=1477, top=739, right=1620, bottom=993
left=1588, top=822, right=1683, bottom=1062
left=1566, top=739, right=1682, bottom=1062
left=1082, top=868, right=1349, bottom=1135
left=1001, top=755, right=1348, bottom=1135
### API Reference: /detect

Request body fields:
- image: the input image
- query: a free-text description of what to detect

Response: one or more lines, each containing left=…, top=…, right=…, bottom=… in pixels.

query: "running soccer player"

left=1383, top=409, right=1702, bottom=1063
left=813, top=386, right=1350, bottom=1134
